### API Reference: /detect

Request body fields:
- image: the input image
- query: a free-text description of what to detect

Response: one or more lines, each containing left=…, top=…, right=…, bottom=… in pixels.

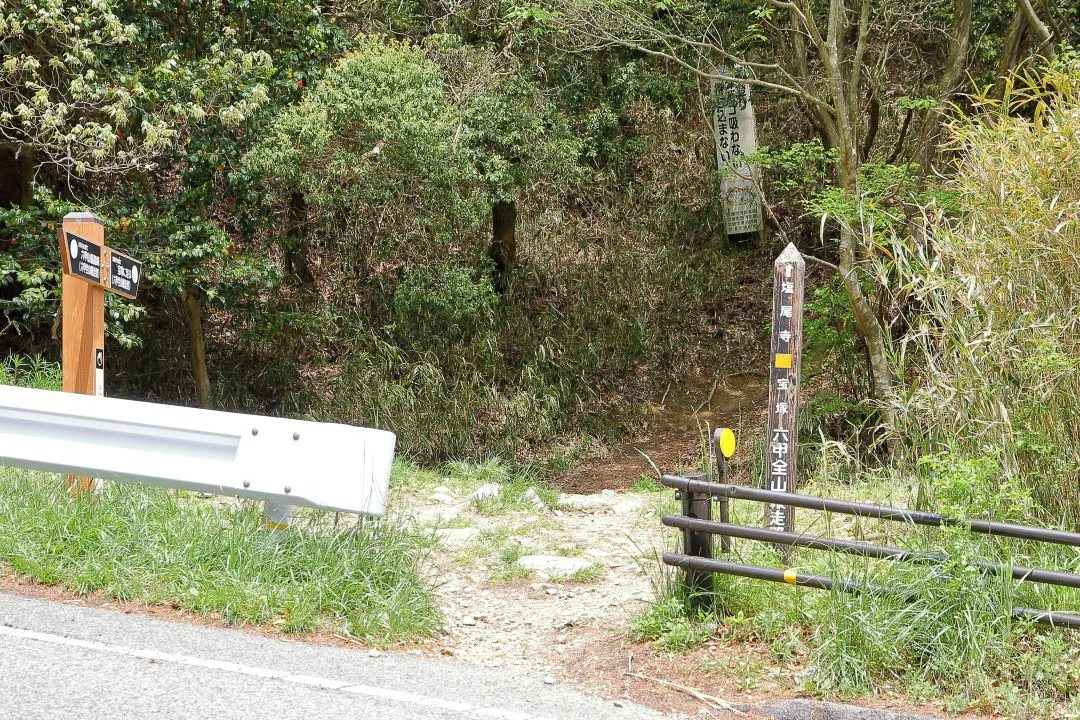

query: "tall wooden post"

left=764, top=244, right=805, bottom=541
left=59, top=212, right=107, bottom=494
left=56, top=211, right=142, bottom=496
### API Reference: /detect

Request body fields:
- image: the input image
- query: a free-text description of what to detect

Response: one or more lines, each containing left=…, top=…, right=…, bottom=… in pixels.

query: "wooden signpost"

left=57, top=211, right=142, bottom=494
left=764, top=243, right=804, bottom=538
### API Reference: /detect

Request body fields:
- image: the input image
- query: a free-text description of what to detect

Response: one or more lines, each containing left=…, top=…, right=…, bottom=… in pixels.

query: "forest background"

left=1, top=0, right=1079, bottom=521
left=5, top=1, right=1080, bottom=714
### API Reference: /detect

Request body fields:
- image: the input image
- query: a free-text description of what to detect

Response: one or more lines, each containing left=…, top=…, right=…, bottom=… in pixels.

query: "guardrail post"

left=263, top=501, right=294, bottom=539
left=680, top=473, right=712, bottom=610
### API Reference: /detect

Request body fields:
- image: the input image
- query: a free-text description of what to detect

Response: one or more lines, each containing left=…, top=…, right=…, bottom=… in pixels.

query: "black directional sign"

left=108, top=249, right=142, bottom=300
left=65, top=232, right=103, bottom=284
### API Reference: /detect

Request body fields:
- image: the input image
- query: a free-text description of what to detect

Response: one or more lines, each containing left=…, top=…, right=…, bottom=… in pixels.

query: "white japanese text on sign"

left=764, top=244, right=804, bottom=534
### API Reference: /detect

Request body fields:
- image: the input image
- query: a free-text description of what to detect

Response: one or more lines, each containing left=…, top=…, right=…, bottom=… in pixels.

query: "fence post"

left=713, top=428, right=736, bottom=553
left=680, top=473, right=712, bottom=610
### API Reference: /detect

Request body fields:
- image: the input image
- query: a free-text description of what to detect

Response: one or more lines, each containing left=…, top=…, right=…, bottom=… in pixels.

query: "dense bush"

left=891, top=60, right=1080, bottom=526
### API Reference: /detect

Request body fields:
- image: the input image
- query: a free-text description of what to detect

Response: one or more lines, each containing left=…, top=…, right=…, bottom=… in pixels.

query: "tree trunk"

left=991, top=7, right=1031, bottom=101
left=834, top=137, right=897, bottom=444
left=184, top=293, right=212, bottom=409
left=1017, top=0, right=1055, bottom=59
left=913, top=0, right=972, bottom=175
left=488, top=199, right=517, bottom=292
left=284, top=191, right=313, bottom=284
left=837, top=222, right=896, bottom=446
left=18, top=146, right=34, bottom=209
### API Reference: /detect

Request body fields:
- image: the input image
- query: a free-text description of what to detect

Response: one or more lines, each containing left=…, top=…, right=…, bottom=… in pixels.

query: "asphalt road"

left=0, top=591, right=677, bottom=720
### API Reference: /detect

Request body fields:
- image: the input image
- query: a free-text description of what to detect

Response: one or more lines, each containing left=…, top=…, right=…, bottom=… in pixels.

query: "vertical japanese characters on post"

left=764, top=243, right=805, bottom=534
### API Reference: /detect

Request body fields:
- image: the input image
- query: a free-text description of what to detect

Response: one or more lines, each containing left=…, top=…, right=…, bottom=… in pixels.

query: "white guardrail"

left=0, top=384, right=395, bottom=516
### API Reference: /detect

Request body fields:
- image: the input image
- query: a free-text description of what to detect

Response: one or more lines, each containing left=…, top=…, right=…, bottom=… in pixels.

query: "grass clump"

left=631, top=594, right=713, bottom=651
left=629, top=473, right=664, bottom=493
left=567, top=564, right=604, bottom=583
left=489, top=542, right=532, bottom=583
left=0, top=468, right=442, bottom=643
left=0, top=355, right=61, bottom=390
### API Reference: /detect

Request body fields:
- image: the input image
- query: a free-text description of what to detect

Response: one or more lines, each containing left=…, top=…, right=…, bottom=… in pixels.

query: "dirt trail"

left=409, top=370, right=983, bottom=719
left=402, top=375, right=783, bottom=717
left=560, top=372, right=769, bottom=494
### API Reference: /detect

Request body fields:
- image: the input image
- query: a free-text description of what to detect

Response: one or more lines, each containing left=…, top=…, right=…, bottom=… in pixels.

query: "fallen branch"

left=332, top=633, right=367, bottom=648
left=624, top=672, right=746, bottom=715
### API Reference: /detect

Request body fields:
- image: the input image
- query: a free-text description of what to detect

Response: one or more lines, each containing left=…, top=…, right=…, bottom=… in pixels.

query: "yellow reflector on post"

left=718, top=428, right=736, bottom=459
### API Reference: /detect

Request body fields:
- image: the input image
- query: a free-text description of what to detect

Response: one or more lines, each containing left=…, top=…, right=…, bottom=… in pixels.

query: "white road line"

left=0, top=624, right=554, bottom=720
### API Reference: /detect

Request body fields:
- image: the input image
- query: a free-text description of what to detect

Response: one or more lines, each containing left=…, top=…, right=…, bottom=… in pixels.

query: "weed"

left=631, top=567, right=714, bottom=650
left=553, top=543, right=583, bottom=557
left=629, top=474, right=664, bottom=493
left=489, top=542, right=532, bottom=583
left=652, top=617, right=712, bottom=651
left=569, top=564, right=604, bottom=583
left=549, top=564, right=605, bottom=584
left=0, top=355, right=61, bottom=390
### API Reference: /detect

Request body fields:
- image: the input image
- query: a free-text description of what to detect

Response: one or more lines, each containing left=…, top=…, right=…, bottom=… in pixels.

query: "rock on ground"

left=516, top=555, right=592, bottom=578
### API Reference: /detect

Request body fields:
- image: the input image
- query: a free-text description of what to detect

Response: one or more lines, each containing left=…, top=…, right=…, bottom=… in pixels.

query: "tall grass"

left=635, top=451, right=1080, bottom=715
left=0, top=467, right=442, bottom=642
left=885, top=61, right=1080, bottom=525
left=0, top=354, right=62, bottom=390
left=641, top=525, right=1079, bottom=712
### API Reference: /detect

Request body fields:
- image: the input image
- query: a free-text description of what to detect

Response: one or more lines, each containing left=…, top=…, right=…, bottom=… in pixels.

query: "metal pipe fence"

left=660, top=437, right=1080, bottom=630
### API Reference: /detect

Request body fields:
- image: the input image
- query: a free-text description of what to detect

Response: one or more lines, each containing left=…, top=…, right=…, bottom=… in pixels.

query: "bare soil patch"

left=558, top=372, right=769, bottom=494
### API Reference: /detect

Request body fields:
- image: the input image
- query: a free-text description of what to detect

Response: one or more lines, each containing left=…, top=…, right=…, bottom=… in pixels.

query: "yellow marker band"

left=718, top=428, right=736, bottom=459
left=783, top=569, right=798, bottom=585
left=775, top=353, right=792, bottom=369
left=265, top=521, right=290, bottom=531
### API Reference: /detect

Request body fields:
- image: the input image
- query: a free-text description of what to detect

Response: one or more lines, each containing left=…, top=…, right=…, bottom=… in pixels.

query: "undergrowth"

left=634, top=455, right=1080, bottom=718
left=632, top=62, right=1080, bottom=717
left=0, top=354, right=62, bottom=389
left=884, top=60, right=1080, bottom=525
